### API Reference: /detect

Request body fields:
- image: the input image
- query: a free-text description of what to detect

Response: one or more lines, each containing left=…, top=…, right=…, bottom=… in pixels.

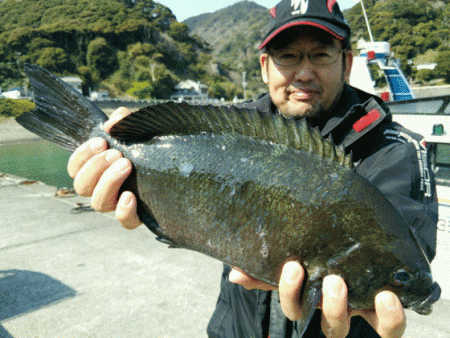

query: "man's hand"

left=67, top=107, right=142, bottom=229
left=229, top=262, right=406, bottom=338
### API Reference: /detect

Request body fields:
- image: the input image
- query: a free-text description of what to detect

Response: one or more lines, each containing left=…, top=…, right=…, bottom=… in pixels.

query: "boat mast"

left=354, top=0, right=374, bottom=42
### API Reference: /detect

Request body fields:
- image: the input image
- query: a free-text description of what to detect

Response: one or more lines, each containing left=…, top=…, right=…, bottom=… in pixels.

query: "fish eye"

left=393, top=269, right=415, bottom=285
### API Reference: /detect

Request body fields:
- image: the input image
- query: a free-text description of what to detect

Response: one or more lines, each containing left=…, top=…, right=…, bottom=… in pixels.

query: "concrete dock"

left=0, top=174, right=222, bottom=337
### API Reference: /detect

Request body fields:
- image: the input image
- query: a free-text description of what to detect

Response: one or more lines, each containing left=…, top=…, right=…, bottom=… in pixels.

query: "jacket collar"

left=321, top=85, right=392, bottom=149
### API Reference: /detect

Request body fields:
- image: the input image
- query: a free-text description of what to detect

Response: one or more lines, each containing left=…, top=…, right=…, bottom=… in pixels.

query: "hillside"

left=1, top=0, right=450, bottom=101
left=185, top=1, right=269, bottom=97
left=185, top=1, right=268, bottom=60
left=0, top=0, right=242, bottom=100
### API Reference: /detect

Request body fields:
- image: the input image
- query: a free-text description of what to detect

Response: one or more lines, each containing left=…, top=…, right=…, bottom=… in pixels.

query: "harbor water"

left=0, top=140, right=73, bottom=188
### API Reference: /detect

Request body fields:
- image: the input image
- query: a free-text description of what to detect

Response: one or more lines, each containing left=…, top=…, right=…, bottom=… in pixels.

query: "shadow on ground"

left=0, top=269, right=77, bottom=336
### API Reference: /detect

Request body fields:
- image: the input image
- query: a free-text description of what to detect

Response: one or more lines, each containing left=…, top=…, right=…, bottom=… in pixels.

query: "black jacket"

left=207, top=84, right=438, bottom=338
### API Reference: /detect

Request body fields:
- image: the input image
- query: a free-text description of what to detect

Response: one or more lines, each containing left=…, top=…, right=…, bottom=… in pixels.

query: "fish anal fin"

left=298, top=280, right=322, bottom=337
left=156, top=236, right=180, bottom=248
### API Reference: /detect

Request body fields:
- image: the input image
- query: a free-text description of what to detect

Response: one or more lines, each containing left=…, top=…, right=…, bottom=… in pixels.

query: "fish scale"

left=16, top=64, right=441, bottom=337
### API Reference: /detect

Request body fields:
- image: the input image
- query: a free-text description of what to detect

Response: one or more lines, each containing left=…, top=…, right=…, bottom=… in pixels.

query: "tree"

left=127, top=81, right=154, bottom=99
left=77, top=66, right=95, bottom=96
left=86, top=37, right=118, bottom=81
left=0, top=62, right=21, bottom=91
left=150, top=63, right=176, bottom=99
left=168, top=22, right=190, bottom=41
left=436, top=50, right=450, bottom=83
left=36, top=47, right=69, bottom=73
left=416, top=69, right=435, bottom=84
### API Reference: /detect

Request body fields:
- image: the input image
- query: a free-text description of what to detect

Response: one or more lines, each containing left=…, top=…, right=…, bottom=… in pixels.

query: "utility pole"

left=242, top=71, right=247, bottom=100
left=354, top=0, right=374, bottom=42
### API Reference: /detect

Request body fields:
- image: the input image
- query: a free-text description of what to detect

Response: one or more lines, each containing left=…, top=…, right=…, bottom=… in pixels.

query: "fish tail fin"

left=15, top=64, right=108, bottom=151
left=297, top=280, right=322, bottom=337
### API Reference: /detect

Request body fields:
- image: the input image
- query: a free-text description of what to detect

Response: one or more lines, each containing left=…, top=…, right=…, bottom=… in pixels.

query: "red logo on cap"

left=270, top=6, right=276, bottom=18
left=327, top=0, right=337, bottom=12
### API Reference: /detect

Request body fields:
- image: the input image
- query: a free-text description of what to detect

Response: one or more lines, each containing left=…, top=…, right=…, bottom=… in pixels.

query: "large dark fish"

left=16, top=64, right=440, bottom=336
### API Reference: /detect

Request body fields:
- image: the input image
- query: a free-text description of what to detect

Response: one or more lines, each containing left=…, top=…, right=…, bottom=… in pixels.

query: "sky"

left=157, top=0, right=359, bottom=22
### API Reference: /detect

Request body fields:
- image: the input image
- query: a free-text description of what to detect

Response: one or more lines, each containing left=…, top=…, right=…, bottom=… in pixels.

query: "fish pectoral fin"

left=297, top=280, right=322, bottom=337
left=156, top=236, right=180, bottom=249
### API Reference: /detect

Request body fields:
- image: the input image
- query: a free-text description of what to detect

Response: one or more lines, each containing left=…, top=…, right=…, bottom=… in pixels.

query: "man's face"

left=260, top=29, right=353, bottom=119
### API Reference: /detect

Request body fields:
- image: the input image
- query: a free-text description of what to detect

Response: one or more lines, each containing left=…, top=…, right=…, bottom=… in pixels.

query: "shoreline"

left=1, top=109, right=116, bottom=146
left=0, top=117, right=44, bottom=145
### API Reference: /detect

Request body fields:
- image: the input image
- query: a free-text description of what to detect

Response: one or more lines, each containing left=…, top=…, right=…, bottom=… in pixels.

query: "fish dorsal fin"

left=110, top=101, right=353, bottom=168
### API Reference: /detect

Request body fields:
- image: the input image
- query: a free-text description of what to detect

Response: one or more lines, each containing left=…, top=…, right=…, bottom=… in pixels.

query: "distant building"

left=2, top=88, right=24, bottom=99
left=90, top=90, right=109, bottom=100
left=416, top=63, right=437, bottom=71
left=61, top=76, right=83, bottom=93
left=170, top=80, right=209, bottom=103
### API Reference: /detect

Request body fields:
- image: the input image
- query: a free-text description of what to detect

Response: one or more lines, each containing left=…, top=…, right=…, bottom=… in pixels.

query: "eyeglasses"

left=270, top=47, right=343, bottom=67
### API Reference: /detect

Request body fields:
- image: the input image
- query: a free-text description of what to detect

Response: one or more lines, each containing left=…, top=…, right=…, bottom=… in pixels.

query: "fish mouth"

left=409, top=282, right=441, bottom=315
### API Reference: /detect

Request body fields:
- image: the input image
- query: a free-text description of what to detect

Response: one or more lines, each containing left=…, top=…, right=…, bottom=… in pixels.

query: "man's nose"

left=293, top=58, right=315, bottom=82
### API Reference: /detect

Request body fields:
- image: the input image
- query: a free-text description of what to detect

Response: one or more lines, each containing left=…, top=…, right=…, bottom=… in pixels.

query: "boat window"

left=444, top=104, right=450, bottom=115
left=433, top=143, right=450, bottom=183
left=388, top=101, right=443, bottom=115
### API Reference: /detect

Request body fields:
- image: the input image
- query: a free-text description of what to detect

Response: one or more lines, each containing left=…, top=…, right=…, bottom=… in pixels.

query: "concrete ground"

left=0, top=174, right=222, bottom=338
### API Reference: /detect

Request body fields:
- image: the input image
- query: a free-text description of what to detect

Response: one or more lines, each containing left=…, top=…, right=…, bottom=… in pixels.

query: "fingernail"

left=119, top=192, right=133, bottom=208
left=90, top=138, right=105, bottom=154
left=228, top=269, right=240, bottom=283
left=282, top=261, right=301, bottom=284
left=113, top=158, right=131, bottom=173
left=323, top=275, right=345, bottom=298
left=105, top=149, right=121, bottom=164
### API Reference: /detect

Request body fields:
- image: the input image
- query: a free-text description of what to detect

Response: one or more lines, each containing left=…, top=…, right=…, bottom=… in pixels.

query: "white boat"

left=350, top=40, right=450, bottom=299
left=389, top=100, right=450, bottom=300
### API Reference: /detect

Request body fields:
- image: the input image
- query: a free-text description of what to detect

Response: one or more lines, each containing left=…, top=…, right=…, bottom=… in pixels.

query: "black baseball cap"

left=259, top=0, right=351, bottom=50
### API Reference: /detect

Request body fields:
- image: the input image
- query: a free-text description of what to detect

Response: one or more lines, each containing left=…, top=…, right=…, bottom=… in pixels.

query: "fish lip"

left=408, top=282, right=441, bottom=315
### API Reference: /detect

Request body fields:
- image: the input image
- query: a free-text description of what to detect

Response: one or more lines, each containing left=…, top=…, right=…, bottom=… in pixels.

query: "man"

left=68, top=0, right=438, bottom=337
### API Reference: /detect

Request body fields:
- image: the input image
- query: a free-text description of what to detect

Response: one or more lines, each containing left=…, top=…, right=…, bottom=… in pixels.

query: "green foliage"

left=207, top=80, right=242, bottom=101
left=127, top=81, right=154, bottom=99
left=435, top=50, right=450, bottom=83
left=0, top=98, right=35, bottom=118
left=35, top=47, right=69, bottom=73
left=416, top=69, right=436, bottom=83
left=0, top=62, right=21, bottom=91
left=150, top=64, right=177, bottom=99
left=77, top=66, right=95, bottom=95
left=86, top=37, right=118, bottom=81
left=168, top=22, right=190, bottom=41
left=0, top=0, right=229, bottom=98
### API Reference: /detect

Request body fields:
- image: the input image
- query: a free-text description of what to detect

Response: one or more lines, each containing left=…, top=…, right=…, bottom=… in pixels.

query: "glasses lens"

left=271, top=47, right=341, bottom=66
left=311, top=48, right=341, bottom=65
left=272, top=52, right=298, bottom=66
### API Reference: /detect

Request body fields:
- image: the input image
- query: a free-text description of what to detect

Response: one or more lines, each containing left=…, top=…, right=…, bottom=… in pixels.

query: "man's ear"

left=260, top=54, right=269, bottom=84
left=344, top=50, right=353, bottom=83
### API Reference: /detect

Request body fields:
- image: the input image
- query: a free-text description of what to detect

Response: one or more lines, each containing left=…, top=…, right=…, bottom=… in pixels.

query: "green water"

left=0, top=140, right=73, bottom=188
